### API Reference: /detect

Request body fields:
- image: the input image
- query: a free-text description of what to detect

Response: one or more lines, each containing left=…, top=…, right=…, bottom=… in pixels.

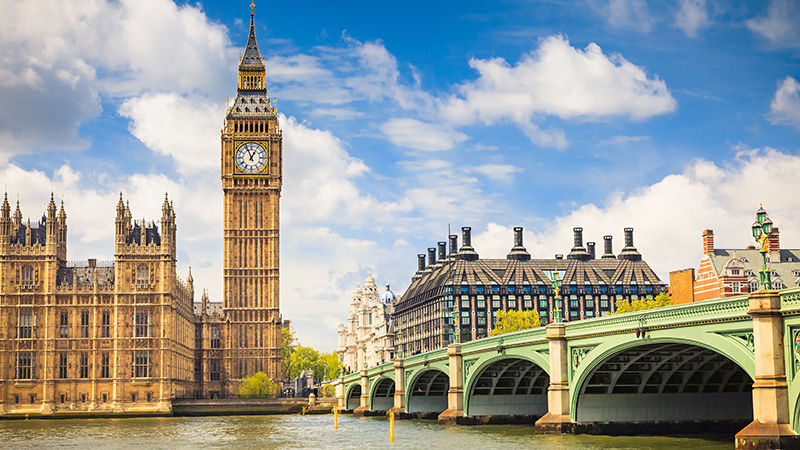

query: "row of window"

left=16, top=351, right=152, bottom=380
left=17, top=310, right=149, bottom=339
left=446, top=284, right=660, bottom=295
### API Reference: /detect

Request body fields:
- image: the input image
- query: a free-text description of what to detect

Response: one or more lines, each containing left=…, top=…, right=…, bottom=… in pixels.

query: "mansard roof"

left=397, top=256, right=664, bottom=312
left=708, top=248, right=800, bottom=285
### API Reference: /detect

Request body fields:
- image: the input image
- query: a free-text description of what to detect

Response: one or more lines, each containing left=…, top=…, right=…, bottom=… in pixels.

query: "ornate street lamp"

left=396, top=330, right=403, bottom=358
left=751, top=204, right=774, bottom=290
left=451, top=302, right=460, bottom=344
left=551, top=272, right=563, bottom=324
left=362, top=344, right=367, bottom=369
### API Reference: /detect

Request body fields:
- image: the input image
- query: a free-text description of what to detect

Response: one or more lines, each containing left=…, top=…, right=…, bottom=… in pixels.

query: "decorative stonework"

left=719, top=331, right=755, bottom=354
left=570, top=346, right=595, bottom=376
left=463, top=358, right=478, bottom=378
left=792, top=328, right=800, bottom=380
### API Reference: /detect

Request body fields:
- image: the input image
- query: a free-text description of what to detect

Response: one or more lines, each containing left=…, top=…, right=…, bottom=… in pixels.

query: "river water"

left=0, top=414, right=731, bottom=449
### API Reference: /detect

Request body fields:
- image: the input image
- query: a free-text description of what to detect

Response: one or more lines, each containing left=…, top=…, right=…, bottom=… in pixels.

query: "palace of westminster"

left=0, top=10, right=283, bottom=414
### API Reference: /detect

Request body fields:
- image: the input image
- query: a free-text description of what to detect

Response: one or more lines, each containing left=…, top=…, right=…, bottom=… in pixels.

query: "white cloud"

left=770, top=77, right=800, bottom=129
left=380, top=118, right=468, bottom=151
left=468, top=164, right=521, bottom=182
left=119, top=93, right=223, bottom=175
left=266, top=38, right=433, bottom=113
left=470, top=148, right=800, bottom=282
left=603, top=0, right=655, bottom=33
left=0, top=0, right=237, bottom=157
left=281, top=115, right=412, bottom=226
left=746, top=0, right=800, bottom=49
left=440, top=35, right=676, bottom=147
left=675, top=0, right=709, bottom=38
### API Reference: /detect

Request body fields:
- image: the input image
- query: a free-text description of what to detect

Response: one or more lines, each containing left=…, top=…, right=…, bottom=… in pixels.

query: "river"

left=0, top=414, right=732, bottom=448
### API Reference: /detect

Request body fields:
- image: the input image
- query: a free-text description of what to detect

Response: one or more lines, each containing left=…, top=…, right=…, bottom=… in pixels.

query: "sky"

left=0, top=0, right=799, bottom=350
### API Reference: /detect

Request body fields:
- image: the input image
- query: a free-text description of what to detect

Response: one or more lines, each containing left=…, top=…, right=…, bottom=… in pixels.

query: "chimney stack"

left=769, top=227, right=780, bottom=262
left=437, top=241, right=447, bottom=262
left=448, top=234, right=458, bottom=257
left=587, top=242, right=596, bottom=259
left=555, top=254, right=563, bottom=260
left=702, top=229, right=714, bottom=255
left=457, top=226, right=479, bottom=261
left=507, top=226, right=531, bottom=261
left=417, top=254, right=426, bottom=271
left=427, top=247, right=436, bottom=268
left=618, top=227, right=642, bottom=261
left=567, top=227, right=591, bottom=260
left=602, top=235, right=616, bottom=259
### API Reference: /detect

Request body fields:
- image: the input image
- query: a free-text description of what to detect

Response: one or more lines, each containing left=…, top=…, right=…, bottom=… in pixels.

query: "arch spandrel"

left=569, top=329, right=756, bottom=422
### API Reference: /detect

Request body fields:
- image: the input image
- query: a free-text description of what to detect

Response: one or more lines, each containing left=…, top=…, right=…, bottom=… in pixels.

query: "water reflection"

left=0, top=414, right=731, bottom=449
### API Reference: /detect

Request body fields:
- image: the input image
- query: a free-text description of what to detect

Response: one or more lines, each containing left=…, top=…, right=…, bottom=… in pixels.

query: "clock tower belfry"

left=221, top=5, right=282, bottom=383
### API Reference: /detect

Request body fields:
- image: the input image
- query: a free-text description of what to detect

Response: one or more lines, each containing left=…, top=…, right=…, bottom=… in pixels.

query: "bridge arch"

left=405, top=368, right=448, bottom=415
left=571, top=335, right=754, bottom=425
left=369, top=377, right=395, bottom=411
left=345, top=383, right=361, bottom=411
left=464, top=355, right=550, bottom=418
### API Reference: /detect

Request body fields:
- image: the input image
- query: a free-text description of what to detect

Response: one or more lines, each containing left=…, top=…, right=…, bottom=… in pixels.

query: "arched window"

left=21, top=265, right=33, bottom=286
left=137, top=264, right=149, bottom=287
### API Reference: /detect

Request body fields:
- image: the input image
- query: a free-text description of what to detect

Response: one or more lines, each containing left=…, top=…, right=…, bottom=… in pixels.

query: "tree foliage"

left=281, top=326, right=343, bottom=382
left=614, top=292, right=673, bottom=314
left=239, top=371, right=279, bottom=398
left=490, top=309, right=542, bottom=336
left=288, top=346, right=344, bottom=382
left=280, top=327, right=297, bottom=380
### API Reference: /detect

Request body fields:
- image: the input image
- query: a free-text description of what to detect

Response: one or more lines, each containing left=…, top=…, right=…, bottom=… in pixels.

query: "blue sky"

left=1, top=0, right=799, bottom=350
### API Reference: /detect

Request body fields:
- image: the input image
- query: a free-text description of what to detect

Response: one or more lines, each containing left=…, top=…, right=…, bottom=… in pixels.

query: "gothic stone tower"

left=221, top=7, right=282, bottom=384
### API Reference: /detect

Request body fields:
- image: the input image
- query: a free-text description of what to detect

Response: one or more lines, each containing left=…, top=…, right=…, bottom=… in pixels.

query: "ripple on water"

left=0, top=414, right=732, bottom=449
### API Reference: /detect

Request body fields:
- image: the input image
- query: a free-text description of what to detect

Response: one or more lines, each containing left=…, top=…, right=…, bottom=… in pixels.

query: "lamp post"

left=551, top=272, right=563, bottom=324
left=396, top=330, right=403, bottom=358
left=751, top=204, right=774, bottom=290
left=362, top=344, right=367, bottom=370
left=451, top=302, right=460, bottom=344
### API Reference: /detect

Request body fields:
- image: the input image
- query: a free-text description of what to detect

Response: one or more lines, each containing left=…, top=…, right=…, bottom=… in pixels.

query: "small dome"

left=380, top=284, right=396, bottom=304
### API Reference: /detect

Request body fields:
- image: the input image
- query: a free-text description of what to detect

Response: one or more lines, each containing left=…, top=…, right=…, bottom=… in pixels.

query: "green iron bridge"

left=335, top=288, right=800, bottom=448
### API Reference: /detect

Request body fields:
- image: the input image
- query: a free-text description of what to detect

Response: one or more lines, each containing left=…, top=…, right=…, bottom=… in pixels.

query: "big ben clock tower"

left=221, top=4, right=282, bottom=382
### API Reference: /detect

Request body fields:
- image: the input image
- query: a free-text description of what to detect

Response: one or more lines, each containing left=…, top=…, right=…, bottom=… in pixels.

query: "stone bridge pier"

left=735, top=290, right=797, bottom=449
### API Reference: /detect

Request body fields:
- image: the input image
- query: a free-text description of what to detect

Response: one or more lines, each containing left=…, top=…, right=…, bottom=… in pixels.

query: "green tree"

left=491, top=309, right=542, bottom=336
left=280, top=327, right=297, bottom=380
left=289, top=345, right=321, bottom=379
left=615, top=292, right=673, bottom=314
left=239, top=371, right=279, bottom=398
left=317, top=352, right=343, bottom=381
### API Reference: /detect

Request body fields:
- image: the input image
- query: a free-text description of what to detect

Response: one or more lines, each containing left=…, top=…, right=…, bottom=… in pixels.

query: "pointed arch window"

left=137, top=264, right=149, bottom=287
left=21, top=265, right=33, bottom=286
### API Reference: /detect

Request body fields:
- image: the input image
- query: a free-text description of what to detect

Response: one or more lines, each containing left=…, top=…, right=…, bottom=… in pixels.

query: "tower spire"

left=240, top=2, right=263, bottom=70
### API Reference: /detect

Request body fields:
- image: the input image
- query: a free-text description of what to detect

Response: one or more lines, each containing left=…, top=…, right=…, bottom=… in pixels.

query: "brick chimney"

left=769, top=227, right=780, bottom=262
left=702, top=229, right=714, bottom=255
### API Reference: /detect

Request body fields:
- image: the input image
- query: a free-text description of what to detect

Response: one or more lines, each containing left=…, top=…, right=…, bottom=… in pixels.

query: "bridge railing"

left=780, top=287, right=800, bottom=313
left=564, top=293, right=751, bottom=338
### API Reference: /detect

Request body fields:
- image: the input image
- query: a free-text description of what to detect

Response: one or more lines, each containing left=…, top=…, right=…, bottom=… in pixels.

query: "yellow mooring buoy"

left=301, top=406, right=306, bottom=416
left=389, top=411, right=395, bottom=442
left=334, top=407, right=338, bottom=430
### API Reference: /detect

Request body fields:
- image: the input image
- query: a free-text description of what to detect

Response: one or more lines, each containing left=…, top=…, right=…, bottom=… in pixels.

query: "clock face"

left=236, top=142, right=268, bottom=173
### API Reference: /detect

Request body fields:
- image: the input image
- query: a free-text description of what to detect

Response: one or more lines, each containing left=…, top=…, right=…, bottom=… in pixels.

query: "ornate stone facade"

left=0, top=194, right=196, bottom=414
left=337, top=275, right=396, bottom=373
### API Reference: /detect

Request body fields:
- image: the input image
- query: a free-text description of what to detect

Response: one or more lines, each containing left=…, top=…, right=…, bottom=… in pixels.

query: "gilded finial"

left=250, top=1, right=256, bottom=13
